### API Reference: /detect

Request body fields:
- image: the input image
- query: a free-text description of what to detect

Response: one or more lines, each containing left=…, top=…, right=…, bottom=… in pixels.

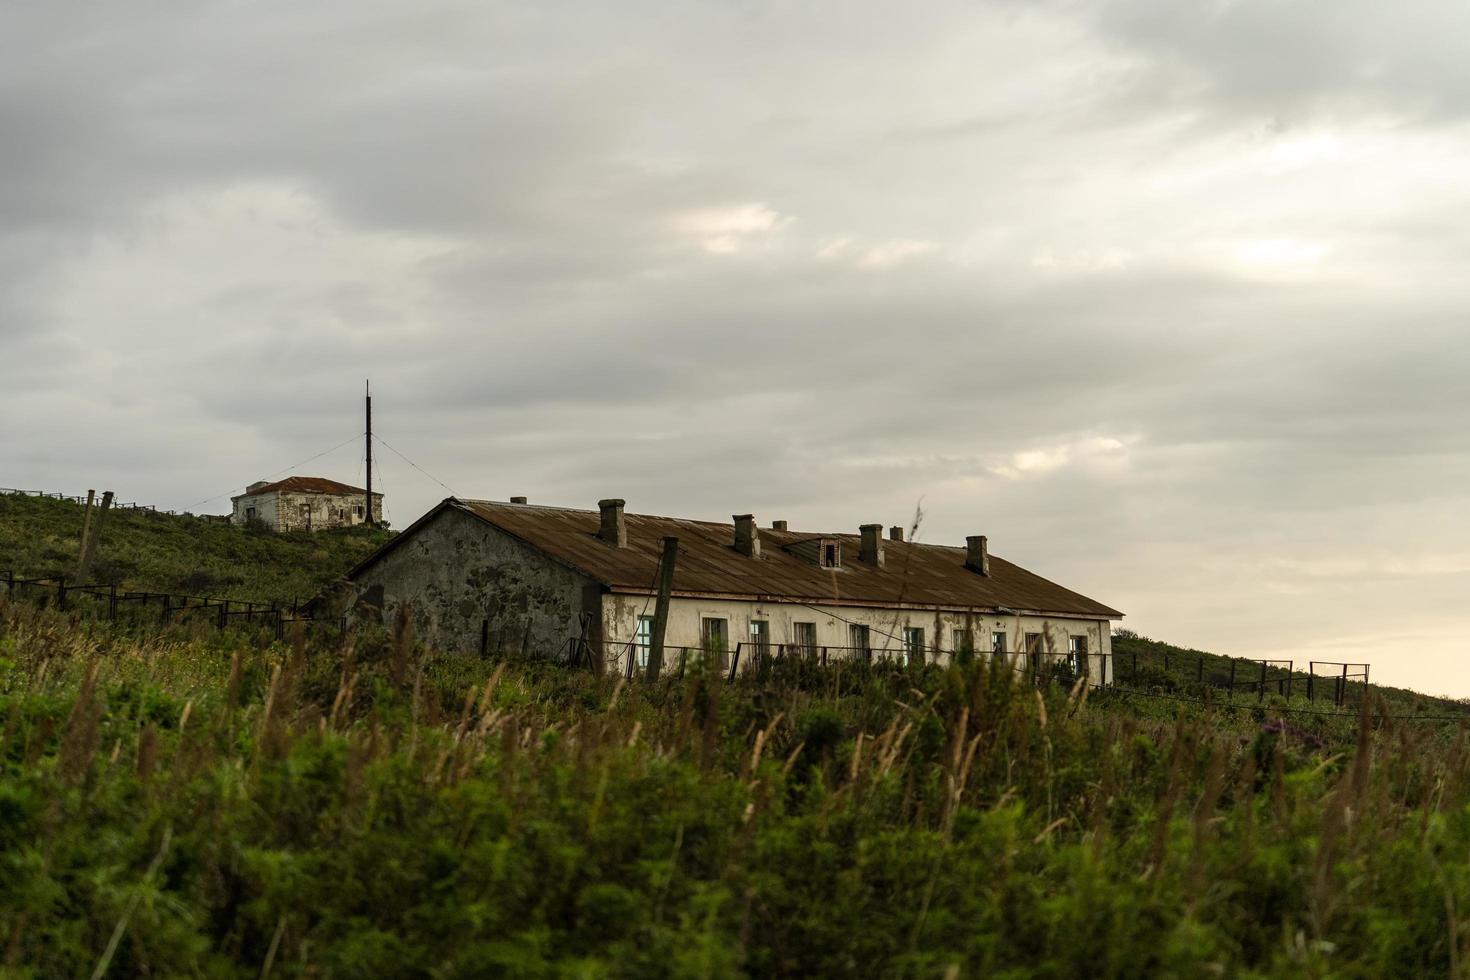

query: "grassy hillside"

left=0, top=492, right=392, bottom=605
left=3, top=604, right=1470, bottom=977
left=1110, top=630, right=1470, bottom=719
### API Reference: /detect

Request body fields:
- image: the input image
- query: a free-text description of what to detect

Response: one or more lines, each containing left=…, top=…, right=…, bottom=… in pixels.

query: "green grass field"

left=4, top=600, right=1470, bottom=978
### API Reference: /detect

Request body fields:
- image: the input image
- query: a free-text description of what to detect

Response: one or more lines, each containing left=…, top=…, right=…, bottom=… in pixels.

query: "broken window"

left=793, top=622, right=818, bottom=654
left=848, top=623, right=871, bottom=658
left=1069, top=635, right=1088, bottom=675
left=819, top=539, right=840, bottom=569
left=903, top=627, right=925, bottom=665
left=749, top=620, right=770, bottom=658
left=701, top=617, right=728, bottom=652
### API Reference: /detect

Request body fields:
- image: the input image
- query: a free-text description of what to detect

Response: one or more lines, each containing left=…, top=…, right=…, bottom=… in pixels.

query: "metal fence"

left=0, top=570, right=341, bottom=640
left=569, top=634, right=1374, bottom=706
left=0, top=487, right=224, bottom=519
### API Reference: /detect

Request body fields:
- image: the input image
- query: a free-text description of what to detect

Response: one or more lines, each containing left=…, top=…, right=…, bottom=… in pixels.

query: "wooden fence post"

left=1228, top=658, right=1236, bottom=694
left=56, top=575, right=67, bottom=611
left=76, top=490, right=95, bottom=579
left=1258, top=660, right=1267, bottom=702
left=1338, top=663, right=1348, bottom=707
left=78, top=491, right=113, bottom=581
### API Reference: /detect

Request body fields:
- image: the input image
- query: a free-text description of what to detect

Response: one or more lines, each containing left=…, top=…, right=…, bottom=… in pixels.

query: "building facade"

left=230, top=476, right=383, bottom=532
left=346, top=497, right=1124, bottom=682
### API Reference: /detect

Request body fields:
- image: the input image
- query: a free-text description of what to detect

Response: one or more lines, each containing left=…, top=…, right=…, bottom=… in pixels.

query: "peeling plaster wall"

left=230, top=491, right=382, bottom=531
left=600, top=594, right=1114, bottom=682
left=351, top=507, right=594, bottom=657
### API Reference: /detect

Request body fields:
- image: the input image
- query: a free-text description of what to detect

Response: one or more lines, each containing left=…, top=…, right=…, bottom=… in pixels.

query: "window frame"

left=793, top=621, right=818, bottom=654
left=634, top=615, right=654, bottom=668
left=849, top=623, right=871, bottom=657
left=701, top=617, right=729, bottom=652
left=749, top=619, right=770, bottom=656
left=903, top=626, right=925, bottom=664
left=1068, top=635, right=1088, bottom=674
left=819, top=539, right=841, bottom=569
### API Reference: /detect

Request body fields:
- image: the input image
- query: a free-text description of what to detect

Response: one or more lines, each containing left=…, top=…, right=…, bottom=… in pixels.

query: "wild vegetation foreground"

left=3, top=604, right=1469, bottom=978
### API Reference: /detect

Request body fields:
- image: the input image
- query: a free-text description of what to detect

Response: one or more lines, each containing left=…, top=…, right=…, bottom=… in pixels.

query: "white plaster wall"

left=230, top=491, right=382, bottom=531
left=599, top=593, right=1115, bottom=682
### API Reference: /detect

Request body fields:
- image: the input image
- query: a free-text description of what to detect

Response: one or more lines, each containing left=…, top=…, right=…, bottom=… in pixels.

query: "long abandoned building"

left=346, top=497, right=1124, bottom=680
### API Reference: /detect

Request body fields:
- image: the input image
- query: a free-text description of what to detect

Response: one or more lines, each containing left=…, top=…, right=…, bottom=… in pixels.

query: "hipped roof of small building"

left=350, top=498, right=1123, bottom=619
left=233, top=476, right=382, bottom=499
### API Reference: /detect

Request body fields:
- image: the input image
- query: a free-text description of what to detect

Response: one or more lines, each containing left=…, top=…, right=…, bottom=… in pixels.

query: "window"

left=820, top=539, right=841, bottom=569
left=953, top=629, right=973, bottom=656
left=849, top=623, right=871, bottom=658
left=635, top=615, right=654, bottom=668
left=793, top=622, right=818, bottom=655
left=701, top=618, right=728, bottom=653
left=245, top=507, right=256, bottom=521
left=356, top=505, right=365, bottom=518
left=991, top=631, right=1008, bottom=655
left=903, top=627, right=925, bottom=664
left=1025, top=632, right=1044, bottom=676
left=1069, top=635, right=1088, bottom=674
left=749, top=620, right=770, bottom=657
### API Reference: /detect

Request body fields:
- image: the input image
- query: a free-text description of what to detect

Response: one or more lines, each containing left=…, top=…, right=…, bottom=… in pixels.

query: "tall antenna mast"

left=364, top=379, right=374, bottom=528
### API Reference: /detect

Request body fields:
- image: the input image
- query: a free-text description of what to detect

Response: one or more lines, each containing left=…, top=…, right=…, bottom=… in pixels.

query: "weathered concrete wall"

left=351, top=507, right=594, bottom=657
left=231, top=491, right=382, bottom=531
left=599, top=594, right=1114, bottom=682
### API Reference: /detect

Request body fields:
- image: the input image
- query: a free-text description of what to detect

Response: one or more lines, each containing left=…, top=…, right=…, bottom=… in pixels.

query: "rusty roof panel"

left=456, top=499, right=1122, bottom=619
left=236, top=476, right=379, bottom=498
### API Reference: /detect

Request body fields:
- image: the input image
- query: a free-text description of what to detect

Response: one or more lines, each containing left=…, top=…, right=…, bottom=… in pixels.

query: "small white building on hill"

left=231, top=476, right=382, bottom=532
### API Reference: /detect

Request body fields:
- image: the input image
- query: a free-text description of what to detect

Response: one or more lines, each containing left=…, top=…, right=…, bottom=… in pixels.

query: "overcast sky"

left=5, top=1, right=1470, bottom=694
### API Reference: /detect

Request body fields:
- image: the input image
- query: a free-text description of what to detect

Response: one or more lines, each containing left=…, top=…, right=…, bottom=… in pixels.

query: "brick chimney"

left=965, top=535, right=990, bottom=576
left=733, top=514, right=760, bottom=558
left=771, top=520, right=788, bottom=531
left=598, top=499, right=627, bottom=548
left=860, top=524, right=885, bottom=567
left=889, top=526, right=904, bottom=542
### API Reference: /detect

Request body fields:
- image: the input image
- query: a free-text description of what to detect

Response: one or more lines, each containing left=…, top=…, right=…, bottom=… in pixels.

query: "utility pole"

left=647, top=536, right=679, bottom=681
left=364, top=380, right=374, bottom=528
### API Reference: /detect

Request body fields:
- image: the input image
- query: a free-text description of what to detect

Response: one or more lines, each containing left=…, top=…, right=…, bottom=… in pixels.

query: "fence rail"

left=0, top=487, right=226, bottom=520
left=0, top=569, right=341, bottom=640
left=568, top=635, right=1374, bottom=707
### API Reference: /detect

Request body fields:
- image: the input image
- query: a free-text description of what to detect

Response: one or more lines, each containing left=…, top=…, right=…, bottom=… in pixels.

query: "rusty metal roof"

left=425, top=498, right=1120, bottom=618
left=234, top=476, right=379, bottom=498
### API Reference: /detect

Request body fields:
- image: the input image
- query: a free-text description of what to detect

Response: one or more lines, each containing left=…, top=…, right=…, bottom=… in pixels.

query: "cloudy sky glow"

left=5, top=1, right=1470, bottom=694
